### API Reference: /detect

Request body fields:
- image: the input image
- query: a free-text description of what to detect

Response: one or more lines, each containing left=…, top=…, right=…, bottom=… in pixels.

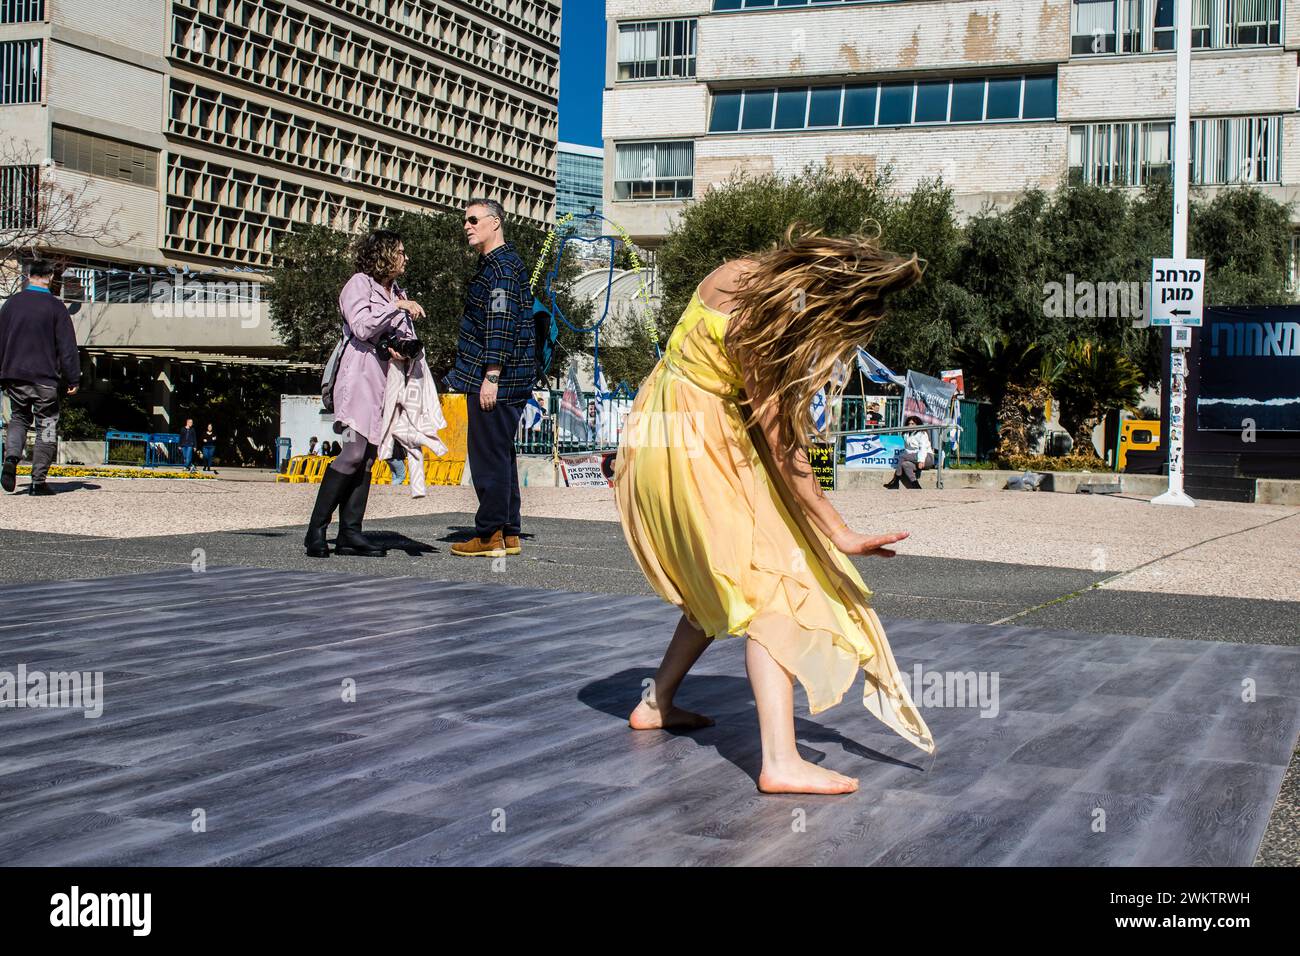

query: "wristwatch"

left=485, top=372, right=500, bottom=384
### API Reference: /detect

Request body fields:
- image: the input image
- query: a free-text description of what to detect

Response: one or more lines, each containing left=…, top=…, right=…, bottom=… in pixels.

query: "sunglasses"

left=463, top=214, right=498, bottom=226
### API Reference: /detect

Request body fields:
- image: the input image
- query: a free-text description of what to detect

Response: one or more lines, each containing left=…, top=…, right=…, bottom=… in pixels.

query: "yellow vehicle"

left=1117, top=419, right=1161, bottom=471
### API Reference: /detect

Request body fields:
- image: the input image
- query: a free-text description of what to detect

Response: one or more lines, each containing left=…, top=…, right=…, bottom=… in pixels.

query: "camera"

left=377, top=332, right=423, bottom=360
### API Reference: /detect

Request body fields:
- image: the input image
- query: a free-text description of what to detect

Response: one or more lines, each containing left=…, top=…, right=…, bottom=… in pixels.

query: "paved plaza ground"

left=1, top=475, right=1297, bottom=865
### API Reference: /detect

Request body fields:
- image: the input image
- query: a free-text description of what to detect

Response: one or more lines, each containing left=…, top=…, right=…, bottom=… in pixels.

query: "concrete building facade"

left=555, top=140, right=604, bottom=235
left=602, top=0, right=1300, bottom=254
left=0, top=0, right=560, bottom=427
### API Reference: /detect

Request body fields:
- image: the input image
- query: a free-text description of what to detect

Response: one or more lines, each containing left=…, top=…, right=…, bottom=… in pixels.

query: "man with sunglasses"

left=447, top=198, right=535, bottom=558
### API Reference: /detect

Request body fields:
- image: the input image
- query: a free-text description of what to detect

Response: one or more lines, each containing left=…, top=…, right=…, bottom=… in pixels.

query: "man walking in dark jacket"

left=445, top=198, right=535, bottom=558
left=0, top=260, right=81, bottom=496
left=179, top=418, right=197, bottom=472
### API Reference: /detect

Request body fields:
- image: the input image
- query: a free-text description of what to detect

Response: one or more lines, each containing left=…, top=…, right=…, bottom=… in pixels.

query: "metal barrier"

left=104, top=431, right=150, bottom=466
left=513, top=392, right=986, bottom=479
left=147, top=433, right=180, bottom=467
left=838, top=396, right=903, bottom=431
left=515, top=389, right=627, bottom=456
left=103, top=431, right=189, bottom=467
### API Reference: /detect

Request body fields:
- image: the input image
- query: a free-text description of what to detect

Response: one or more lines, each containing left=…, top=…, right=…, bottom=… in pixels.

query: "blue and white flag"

left=810, top=387, right=828, bottom=431
left=522, top=393, right=546, bottom=432
left=855, top=347, right=907, bottom=387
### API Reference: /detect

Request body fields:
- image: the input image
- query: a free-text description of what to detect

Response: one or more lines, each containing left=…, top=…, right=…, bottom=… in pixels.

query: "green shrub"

left=997, top=454, right=1113, bottom=473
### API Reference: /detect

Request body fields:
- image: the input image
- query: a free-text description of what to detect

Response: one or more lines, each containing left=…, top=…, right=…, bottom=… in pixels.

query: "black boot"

left=1, top=457, right=16, bottom=493
left=883, top=474, right=900, bottom=489
left=335, top=468, right=386, bottom=557
left=304, top=467, right=350, bottom=557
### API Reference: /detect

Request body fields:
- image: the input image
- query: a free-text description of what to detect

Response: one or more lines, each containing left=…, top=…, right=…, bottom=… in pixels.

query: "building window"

left=1192, top=115, right=1282, bottom=184
left=1288, top=232, right=1300, bottom=294
left=0, top=0, right=44, bottom=23
left=1069, top=122, right=1171, bottom=185
left=614, top=141, right=693, bottom=200
left=1069, top=115, right=1280, bottom=186
left=1233, top=0, right=1283, bottom=45
left=1072, top=0, right=1280, bottom=56
left=52, top=127, right=159, bottom=188
left=1073, top=0, right=1117, bottom=54
left=708, top=74, right=1055, bottom=134
left=617, top=19, right=697, bottom=80
left=0, top=39, right=41, bottom=105
left=0, top=164, right=38, bottom=229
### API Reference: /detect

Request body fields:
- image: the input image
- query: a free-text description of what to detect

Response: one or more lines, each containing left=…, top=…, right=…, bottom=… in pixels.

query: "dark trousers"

left=467, top=398, right=523, bottom=538
left=3, top=382, right=59, bottom=483
left=895, top=450, right=933, bottom=484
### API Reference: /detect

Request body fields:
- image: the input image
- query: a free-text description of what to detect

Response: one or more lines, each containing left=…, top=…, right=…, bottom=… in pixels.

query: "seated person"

left=884, top=416, right=934, bottom=489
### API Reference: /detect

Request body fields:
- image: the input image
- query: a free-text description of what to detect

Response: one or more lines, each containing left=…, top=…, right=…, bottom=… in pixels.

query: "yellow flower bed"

left=17, top=465, right=216, bottom=480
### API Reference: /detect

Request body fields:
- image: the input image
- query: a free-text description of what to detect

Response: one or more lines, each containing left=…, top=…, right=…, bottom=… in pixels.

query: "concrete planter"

left=57, top=440, right=104, bottom=466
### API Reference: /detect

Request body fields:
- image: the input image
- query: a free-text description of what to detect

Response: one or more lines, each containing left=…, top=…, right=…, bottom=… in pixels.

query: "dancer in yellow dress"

left=614, top=226, right=935, bottom=795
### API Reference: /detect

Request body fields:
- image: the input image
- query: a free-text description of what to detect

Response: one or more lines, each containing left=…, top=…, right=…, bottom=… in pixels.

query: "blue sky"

left=558, top=0, right=605, bottom=148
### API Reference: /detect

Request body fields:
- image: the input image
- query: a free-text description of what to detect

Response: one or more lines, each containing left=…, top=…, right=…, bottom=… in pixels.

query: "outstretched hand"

left=831, top=529, right=909, bottom=558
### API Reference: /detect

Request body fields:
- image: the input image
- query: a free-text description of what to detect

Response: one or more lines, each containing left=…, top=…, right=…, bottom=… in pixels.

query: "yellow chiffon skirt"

left=613, top=291, right=934, bottom=754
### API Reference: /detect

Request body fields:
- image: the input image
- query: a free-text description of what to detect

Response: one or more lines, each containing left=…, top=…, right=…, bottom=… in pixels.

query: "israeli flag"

left=810, top=387, right=828, bottom=431
left=523, top=394, right=546, bottom=432
left=855, top=346, right=907, bottom=387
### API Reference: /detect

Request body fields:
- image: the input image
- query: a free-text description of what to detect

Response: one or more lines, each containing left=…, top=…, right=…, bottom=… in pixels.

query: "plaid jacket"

left=446, top=242, right=535, bottom=403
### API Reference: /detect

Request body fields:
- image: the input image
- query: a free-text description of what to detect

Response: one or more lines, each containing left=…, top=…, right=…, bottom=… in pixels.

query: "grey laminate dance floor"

left=1, top=566, right=1296, bottom=866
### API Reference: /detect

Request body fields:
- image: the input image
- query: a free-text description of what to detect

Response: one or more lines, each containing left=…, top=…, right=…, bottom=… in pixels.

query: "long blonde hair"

left=725, top=224, right=924, bottom=457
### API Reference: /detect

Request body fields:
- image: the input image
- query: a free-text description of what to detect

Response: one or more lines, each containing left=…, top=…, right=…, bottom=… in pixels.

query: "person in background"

left=884, top=415, right=933, bottom=489
left=179, top=418, right=197, bottom=472
left=0, top=259, right=81, bottom=496
left=303, top=229, right=422, bottom=558
left=201, top=423, right=218, bottom=473
left=388, top=438, right=407, bottom=485
left=307, top=436, right=319, bottom=457
left=445, top=197, right=535, bottom=559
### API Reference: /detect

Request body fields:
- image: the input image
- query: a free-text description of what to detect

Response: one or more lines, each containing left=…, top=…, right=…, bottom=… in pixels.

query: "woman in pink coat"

left=305, top=230, right=424, bottom=557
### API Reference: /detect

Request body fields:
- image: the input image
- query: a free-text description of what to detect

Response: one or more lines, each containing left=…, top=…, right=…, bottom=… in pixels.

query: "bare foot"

left=629, top=699, right=715, bottom=730
left=758, top=759, right=859, bottom=795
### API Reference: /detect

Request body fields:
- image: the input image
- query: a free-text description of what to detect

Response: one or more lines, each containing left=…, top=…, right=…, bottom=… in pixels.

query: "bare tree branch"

left=0, top=142, right=142, bottom=295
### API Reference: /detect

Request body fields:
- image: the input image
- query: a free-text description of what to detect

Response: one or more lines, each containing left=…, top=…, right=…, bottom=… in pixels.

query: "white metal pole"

left=1153, top=0, right=1196, bottom=507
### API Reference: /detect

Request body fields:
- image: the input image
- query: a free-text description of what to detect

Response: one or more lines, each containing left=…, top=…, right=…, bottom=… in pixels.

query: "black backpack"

left=532, top=296, right=559, bottom=385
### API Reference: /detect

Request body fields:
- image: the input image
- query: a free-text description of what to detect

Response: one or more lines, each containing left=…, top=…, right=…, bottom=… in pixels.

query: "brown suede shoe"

left=504, top=535, right=521, bottom=555
left=451, top=530, right=507, bottom=558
